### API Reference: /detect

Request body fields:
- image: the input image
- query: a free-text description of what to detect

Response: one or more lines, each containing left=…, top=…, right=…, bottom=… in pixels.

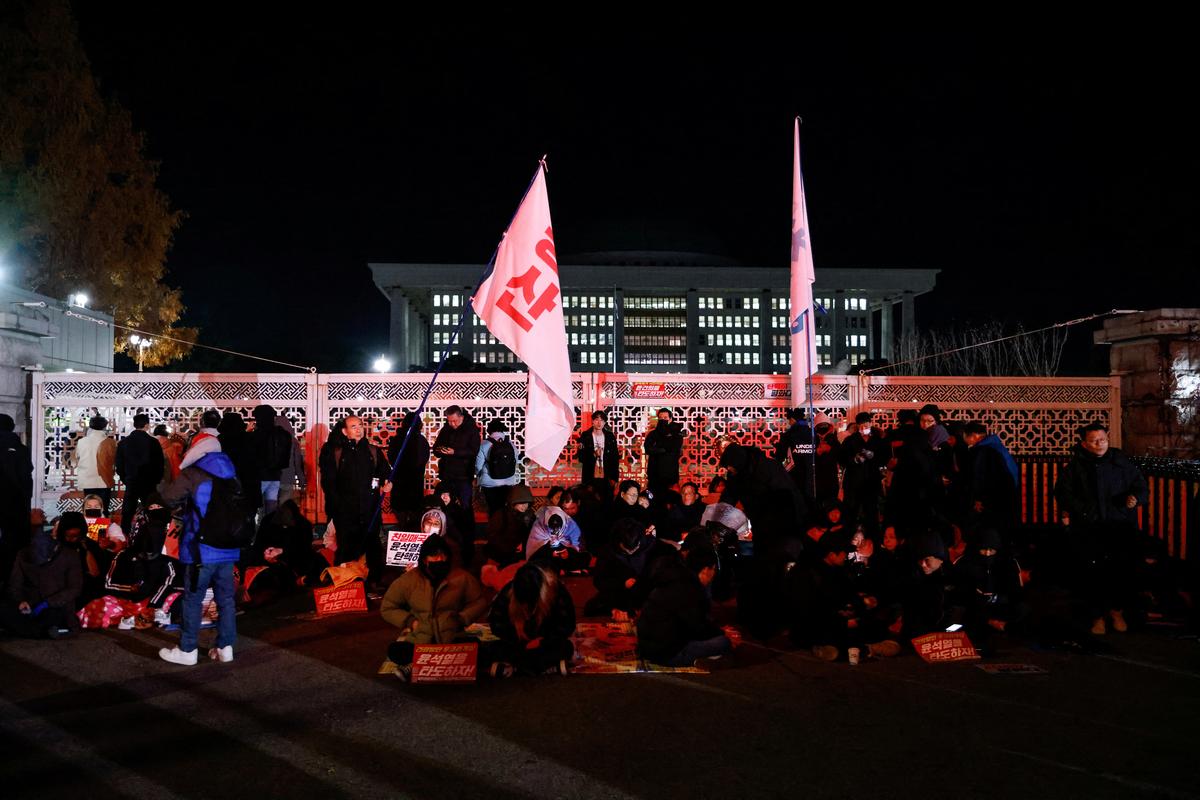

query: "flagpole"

left=364, top=162, right=548, bottom=541
left=804, top=307, right=817, bottom=499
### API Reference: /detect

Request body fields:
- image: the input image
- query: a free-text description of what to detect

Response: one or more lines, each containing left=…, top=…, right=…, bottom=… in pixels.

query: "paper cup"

left=847, top=647, right=861, bottom=665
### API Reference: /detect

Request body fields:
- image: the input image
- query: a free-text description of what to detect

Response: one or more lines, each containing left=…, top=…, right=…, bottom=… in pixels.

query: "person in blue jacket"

left=158, top=451, right=243, bottom=666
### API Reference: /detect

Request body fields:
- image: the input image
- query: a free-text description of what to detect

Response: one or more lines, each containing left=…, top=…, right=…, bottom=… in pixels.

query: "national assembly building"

left=370, top=252, right=938, bottom=374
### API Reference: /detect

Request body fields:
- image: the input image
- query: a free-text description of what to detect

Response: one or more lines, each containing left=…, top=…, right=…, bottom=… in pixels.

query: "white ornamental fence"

left=31, top=372, right=1120, bottom=520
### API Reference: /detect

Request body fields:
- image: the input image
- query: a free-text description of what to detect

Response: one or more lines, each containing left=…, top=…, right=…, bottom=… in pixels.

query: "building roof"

left=370, top=259, right=940, bottom=303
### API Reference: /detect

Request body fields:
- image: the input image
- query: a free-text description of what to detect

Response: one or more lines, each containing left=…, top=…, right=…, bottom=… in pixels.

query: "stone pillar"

left=613, top=288, right=625, bottom=372
left=832, top=289, right=847, bottom=366
left=390, top=289, right=410, bottom=369
left=686, top=289, right=699, bottom=373
left=901, top=291, right=915, bottom=341
left=1094, top=308, right=1200, bottom=458
left=881, top=299, right=895, bottom=361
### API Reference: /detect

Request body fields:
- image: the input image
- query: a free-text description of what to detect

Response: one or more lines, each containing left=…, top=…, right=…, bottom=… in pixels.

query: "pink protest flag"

left=790, top=118, right=819, bottom=400
left=471, top=164, right=575, bottom=470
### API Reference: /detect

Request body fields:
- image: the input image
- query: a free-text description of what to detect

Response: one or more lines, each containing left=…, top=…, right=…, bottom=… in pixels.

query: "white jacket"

left=74, top=428, right=115, bottom=488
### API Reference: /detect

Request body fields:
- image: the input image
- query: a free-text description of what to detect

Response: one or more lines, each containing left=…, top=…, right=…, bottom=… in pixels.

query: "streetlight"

left=372, top=354, right=393, bottom=373
left=130, top=334, right=151, bottom=372
left=68, top=292, right=89, bottom=308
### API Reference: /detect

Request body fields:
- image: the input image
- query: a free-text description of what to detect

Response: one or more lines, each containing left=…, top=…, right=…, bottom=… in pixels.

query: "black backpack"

left=197, top=476, right=256, bottom=550
left=486, top=438, right=517, bottom=479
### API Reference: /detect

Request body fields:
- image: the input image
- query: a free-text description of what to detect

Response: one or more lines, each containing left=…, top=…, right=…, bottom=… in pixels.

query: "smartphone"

left=945, top=624, right=963, bottom=632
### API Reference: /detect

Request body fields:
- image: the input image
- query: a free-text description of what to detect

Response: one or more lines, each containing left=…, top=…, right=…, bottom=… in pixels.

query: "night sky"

left=70, top=13, right=1197, bottom=374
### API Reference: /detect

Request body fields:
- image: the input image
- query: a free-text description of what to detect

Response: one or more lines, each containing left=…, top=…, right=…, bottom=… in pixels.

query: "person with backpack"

left=318, top=415, right=392, bottom=587
left=157, top=449, right=253, bottom=665
left=476, top=419, right=520, bottom=515
left=251, top=405, right=295, bottom=516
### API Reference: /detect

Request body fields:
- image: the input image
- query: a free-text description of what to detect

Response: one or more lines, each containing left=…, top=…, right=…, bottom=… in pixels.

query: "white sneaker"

left=154, top=608, right=172, bottom=627
left=159, top=647, right=198, bottom=666
left=118, top=616, right=136, bottom=630
left=208, top=645, right=234, bottom=663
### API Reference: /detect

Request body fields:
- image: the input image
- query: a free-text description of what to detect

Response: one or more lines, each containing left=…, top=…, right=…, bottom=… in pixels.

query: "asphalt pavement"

left=2, top=590, right=1199, bottom=800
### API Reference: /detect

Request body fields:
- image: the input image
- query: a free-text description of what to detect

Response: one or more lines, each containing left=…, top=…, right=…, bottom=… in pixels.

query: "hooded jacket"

left=1055, top=444, right=1148, bottom=527
left=159, top=451, right=242, bottom=565
left=476, top=433, right=521, bottom=488
left=380, top=539, right=487, bottom=644
left=179, top=427, right=221, bottom=471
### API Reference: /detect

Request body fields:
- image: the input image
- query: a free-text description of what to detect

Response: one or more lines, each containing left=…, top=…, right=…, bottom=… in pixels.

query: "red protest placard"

left=385, top=530, right=431, bottom=569
left=631, top=382, right=667, bottom=400
left=911, top=631, right=981, bottom=663
left=313, top=581, right=368, bottom=617
left=411, top=642, right=479, bottom=684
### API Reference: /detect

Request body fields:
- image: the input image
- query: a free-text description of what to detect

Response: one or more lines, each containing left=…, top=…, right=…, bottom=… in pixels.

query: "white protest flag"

left=790, top=118, right=819, bottom=400
left=471, top=164, right=575, bottom=469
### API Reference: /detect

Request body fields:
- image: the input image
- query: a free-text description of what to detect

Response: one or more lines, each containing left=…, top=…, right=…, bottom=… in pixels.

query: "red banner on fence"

left=313, top=581, right=368, bottom=617
left=411, top=642, right=479, bottom=683
left=764, top=382, right=791, bottom=399
left=631, top=382, right=667, bottom=400
left=911, top=631, right=980, bottom=663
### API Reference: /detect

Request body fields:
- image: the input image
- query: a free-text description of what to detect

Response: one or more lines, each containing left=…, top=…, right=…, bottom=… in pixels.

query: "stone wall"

left=1096, top=309, right=1200, bottom=459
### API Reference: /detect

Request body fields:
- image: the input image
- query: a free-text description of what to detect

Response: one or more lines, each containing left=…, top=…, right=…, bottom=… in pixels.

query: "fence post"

left=311, top=372, right=327, bottom=523
left=30, top=371, right=46, bottom=510
left=1108, top=374, right=1123, bottom=450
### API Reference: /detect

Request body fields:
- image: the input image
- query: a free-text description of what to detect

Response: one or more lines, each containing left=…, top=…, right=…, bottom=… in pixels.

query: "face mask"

left=861, top=427, right=872, bottom=436
left=425, top=525, right=441, bottom=535
left=84, top=509, right=102, bottom=519
left=425, top=560, right=451, bottom=584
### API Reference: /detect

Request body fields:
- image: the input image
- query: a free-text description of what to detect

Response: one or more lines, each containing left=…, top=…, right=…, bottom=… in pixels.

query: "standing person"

left=811, top=413, right=842, bottom=509
left=0, top=413, right=34, bottom=582
left=318, top=416, right=392, bottom=585
left=578, top=410, right=620, bottom=487
left=387, top=412, right=430, bottom=518
left=476, top=420, right=521, bottom=516
left=153, top=424, right=182, bottom=483
left=838, top=412, right=889, bottom=540
left=218, top=413, right=259, bottom=515
left=73, top=415, right=116, bottom=513
left=115, top=413, right=165, bottom=528
left=1055, top=423, right=1149, bottom=635
left=158, top=449, right=248, bottom=665
left=643, top=408, right=684, bottom=495
left=275, top=415, right=306, bottom=508
left=432, top=405, right=481, bottom=514
left=250, top=405, right=294, bottom=516
left=774, top=408, right=816, bottom=501
left=961, top=422, right=1020, bottom=538
left=179, top=409, right=222, bottom=471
